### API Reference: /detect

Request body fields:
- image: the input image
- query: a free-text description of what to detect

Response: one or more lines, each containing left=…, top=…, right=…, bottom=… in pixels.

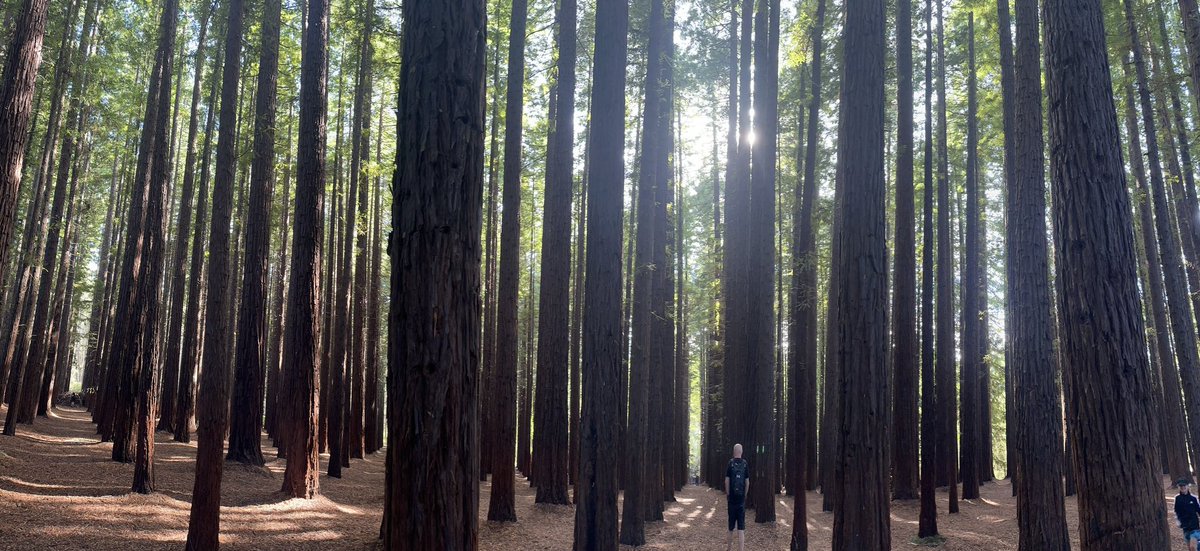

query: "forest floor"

left=0, top=405, right=1189, bottom=550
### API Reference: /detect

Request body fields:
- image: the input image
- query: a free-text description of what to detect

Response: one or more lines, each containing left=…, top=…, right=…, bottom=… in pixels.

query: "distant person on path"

left=725, top=443, right=749, bottom=551
left=1176, top=478, right=1200, bottom=551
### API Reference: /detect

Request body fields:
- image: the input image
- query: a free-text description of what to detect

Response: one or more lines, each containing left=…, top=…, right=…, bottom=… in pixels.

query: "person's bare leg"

left=726, top=530, right=733, bottom=551
left=737, top=529, right=745, bottom=551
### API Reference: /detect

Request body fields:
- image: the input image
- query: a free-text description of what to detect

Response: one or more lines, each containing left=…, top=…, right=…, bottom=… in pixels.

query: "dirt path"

left=0, top=405, right=1188, bottom=549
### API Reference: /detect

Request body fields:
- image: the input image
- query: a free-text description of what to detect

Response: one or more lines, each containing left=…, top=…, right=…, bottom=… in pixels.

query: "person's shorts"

left=1185, top=529, right=1200, bottom=544
left=727, top=503, right=745, bottom=531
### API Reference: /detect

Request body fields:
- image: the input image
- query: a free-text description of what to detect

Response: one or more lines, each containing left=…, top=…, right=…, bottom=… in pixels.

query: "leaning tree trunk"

left=0, top=0, right=51, bottom=298
left=1043, top=0, right=1173, bottom=545
left=185, top=0, right=246, bottom=544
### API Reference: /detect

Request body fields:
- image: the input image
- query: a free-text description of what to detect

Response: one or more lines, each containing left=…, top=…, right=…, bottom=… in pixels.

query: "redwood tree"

left=830, top=0, right=889, bottom=545
left=227, top=0, right=281, bottom=467
left=891, top=0, right=918, bottom=502
left=1043, top=0, right=1172, bottom=544
left=0, top=0, right=51, bottom=290
left=1007, top=0, right=1070, bottom=543
left=383, top=0, right=485, bottom=547
left=531, top=0, right=576, bottom=505
left=186, top=0, right=245, bottom=544
left=487, top=0, right=529, bottom=523
left=278, top=0, right=329, bottom=500
left=571, top=1, right=628, bottom=547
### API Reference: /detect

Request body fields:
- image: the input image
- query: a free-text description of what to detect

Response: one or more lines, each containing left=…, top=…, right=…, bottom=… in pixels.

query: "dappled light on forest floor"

left=1, top=405, right=1193, bottom=549
left=0, top=405, right=385, bottom=550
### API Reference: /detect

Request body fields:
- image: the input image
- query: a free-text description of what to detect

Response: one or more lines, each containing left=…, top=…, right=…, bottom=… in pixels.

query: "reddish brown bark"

left=382, top=0, right=485, bottom=547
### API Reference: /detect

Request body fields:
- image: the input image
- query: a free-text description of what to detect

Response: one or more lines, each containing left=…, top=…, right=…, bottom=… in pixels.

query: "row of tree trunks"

left=157, top=1, right=211, bottom=436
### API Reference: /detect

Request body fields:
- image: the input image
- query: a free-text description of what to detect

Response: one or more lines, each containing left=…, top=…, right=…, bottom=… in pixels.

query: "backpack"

left=729, top=459, right=747, bottom=498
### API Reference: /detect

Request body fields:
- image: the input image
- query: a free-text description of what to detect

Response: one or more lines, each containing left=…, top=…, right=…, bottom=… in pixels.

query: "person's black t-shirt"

left=1177, top=492, right=1200, bottom=532
left=726, top=458, right=749, bottom=505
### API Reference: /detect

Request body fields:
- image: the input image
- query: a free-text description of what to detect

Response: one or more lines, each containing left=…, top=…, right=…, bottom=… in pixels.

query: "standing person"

left=726, top=443, right=750, bottom=551
left=1177, top=478, right=1200, bottom=551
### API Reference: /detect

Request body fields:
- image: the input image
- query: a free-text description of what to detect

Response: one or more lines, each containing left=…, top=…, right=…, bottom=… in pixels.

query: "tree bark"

left=0, top=0, right=51, bottom=299
left=225, top=0, right=281, bottom=467
left=571, top=0, right=628, bottom=535
left=890, top=0, right=918, bottom=502
left=917, top=0, right=938, bottom=536
left=487, top=0, right=528, bottom=523
left=933, top=0, right=957, bottom=513
left=383, top=2, right=485, bottom=547
left=1007, top=0, right=1071, bottom=545
left=1043, top=0, right=1173, bottom=544
left=175, top=49, right=222, bottom=444
left=531, top=0, right=576, bottom=505
left=158, top=1, right=210, bottom=435
left=830, top=0, right=889, bottom=545
left=185, top=0, right=244, bottom=543
left=959, top=15, right=981, bottom=502
left=278, top=0, right=328, bottom=501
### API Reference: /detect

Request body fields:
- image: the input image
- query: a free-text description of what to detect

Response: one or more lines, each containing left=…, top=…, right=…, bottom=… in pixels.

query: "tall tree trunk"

left=366, top=98, right=384, bottom=455
left=227, top=0, right=281, bottom=467
left=186, top=0, right=245, bottom=543
left=567, top=121, right=588, bottom=493
left=890, top=0, right=918, bottom=502
left=383, top=0, right=484, bottom=546
left=266, top=108, right=294, bottom=448
left=349, top=0, right=374, bottom=462
left=278, top=0, right=327, bottom=500
left=175, top=49, right=222, bottom=444
left=1043, top=0, right=1172, bottom=544
left=532, top=0, right=576, bottom=505
left=747, top=0, right=779, bottom=522
left=791, top=0, right=826, bottom=533
left=81, top=152, right=120, bottom=397
left=917, top=0, right=938, bottom=536
left=480, top=36, right=502, bottom=482
left=830, top=0, right=889, bottom=545
left=487, top=0, right=528, bottom=523
left=158, top=1, right=211, bottom=435
left=621, top=0, right=667, bottom=541
left=959, top=15, right=981, bottom=502
left=724, top=0, right=754, bottom=508
left=1008, top=0, right=1071, bottom=544
left=0, top=0, right=51, bottom=297
left=571, top=0, right=628, bottom=520
left=933, top=0, right=957, bottom=513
